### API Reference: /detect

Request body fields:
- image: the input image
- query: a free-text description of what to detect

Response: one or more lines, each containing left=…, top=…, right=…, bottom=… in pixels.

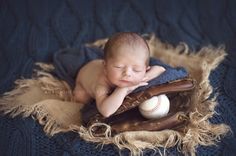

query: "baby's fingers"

left=130, top=82, right=148, bottom=90
left=138, top=82, right=148, bottom=87
left=142, top=76, right=149, bottom=82
left=127, top=82, right=148, bottom=94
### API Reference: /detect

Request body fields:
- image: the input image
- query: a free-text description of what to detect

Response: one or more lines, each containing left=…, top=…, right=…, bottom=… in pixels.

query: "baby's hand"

left=125, top=82, right=148, bottom=94
left=115, top=81, right=148, bottom=96
left=142, top=76, right=149, bottom=82
left=143, top=65, right=165, bottom=82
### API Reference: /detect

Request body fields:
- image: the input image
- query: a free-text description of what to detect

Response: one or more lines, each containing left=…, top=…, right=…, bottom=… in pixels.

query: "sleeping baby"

left=73, top=32, right=166, bottom=117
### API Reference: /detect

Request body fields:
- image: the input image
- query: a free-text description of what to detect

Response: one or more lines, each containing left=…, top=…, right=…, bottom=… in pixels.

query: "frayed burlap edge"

left=0, top=35, right=231, bottom=156
left=0, top=63, right=83, bottom=136
left=82, top=35, right=231, bottom=156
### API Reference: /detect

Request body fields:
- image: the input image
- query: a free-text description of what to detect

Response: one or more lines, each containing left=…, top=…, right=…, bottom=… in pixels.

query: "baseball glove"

left=83, top=78, right=195, bottom=135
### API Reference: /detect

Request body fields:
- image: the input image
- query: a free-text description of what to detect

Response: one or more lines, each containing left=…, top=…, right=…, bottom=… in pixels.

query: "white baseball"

left=138, top=94, right=170, bottom=119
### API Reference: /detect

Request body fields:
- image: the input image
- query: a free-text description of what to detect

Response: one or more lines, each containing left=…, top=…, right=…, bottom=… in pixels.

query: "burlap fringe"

left=0, top=63, right=81, bottom=136
left=77, top=124, right=182, bottom=156
left=0, top=35, right=231, bottom=156
left=81, top=35, right=230, bottom=156
left=148, top=36, right=230, bottom=155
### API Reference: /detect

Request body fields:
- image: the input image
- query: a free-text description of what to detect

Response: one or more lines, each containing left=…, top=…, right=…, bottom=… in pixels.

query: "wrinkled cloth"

left=0, top=0, right=236, bottom=156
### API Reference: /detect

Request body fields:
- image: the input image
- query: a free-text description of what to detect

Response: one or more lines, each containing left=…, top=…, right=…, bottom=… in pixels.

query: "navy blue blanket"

left=0, top=0, right=236, bottom=156
left=53, top=46, right=188, bottom=92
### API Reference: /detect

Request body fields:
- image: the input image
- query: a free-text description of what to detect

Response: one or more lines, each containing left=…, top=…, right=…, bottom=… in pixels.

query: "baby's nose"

left=123, top=68, right=132, bottom=77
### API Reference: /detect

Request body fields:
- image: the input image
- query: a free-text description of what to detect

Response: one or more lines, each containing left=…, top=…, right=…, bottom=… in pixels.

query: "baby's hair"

left=104, top=32, right=150, bottom=65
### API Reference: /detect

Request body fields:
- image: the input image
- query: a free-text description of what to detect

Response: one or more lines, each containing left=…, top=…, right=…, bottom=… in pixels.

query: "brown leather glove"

left=111, top=111, right=189, bottom=133
left=86, top=78, right=195, bottom=134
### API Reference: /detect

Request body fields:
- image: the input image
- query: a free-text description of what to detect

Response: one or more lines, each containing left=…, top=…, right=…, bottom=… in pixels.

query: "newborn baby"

left=73, top=32, right=166, bottom=117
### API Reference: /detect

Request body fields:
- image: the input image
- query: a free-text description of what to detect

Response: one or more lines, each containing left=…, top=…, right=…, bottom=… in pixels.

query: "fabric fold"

left=0, top=35, right=230, bottom=156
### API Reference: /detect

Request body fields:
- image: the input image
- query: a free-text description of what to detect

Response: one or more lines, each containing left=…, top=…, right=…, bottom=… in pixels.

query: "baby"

left=73, top=32, right=166, bottom=117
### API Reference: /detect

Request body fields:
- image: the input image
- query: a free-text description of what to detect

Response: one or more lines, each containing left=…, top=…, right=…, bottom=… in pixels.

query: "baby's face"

left=104, top=45, right=149, bottom=87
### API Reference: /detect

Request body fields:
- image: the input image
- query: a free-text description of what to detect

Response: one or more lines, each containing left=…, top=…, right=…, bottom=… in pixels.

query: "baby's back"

left=77, top=59, right=104, bottom=97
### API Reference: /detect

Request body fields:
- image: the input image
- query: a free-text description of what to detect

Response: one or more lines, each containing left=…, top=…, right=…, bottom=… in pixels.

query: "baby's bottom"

left=73, top=83, right=92, bottom=104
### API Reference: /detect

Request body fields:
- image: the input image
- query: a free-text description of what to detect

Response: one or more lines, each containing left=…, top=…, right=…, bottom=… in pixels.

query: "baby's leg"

left=73, top=83, right=91, bottom=104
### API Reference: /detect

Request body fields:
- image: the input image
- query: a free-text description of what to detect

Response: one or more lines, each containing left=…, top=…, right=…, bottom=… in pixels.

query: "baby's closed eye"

left=113, top=65, right=124, bottom=69
left=133, top=69, right=142, bottom=72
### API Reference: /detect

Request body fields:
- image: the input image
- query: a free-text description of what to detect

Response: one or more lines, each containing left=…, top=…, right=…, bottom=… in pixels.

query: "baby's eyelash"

left=134, top=70, right=142, bottom=72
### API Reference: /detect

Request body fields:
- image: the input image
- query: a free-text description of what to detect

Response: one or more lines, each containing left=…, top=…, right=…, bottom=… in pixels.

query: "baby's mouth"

left=120, top=80, right=132, bottom=84
left=120, top=80, right=130, bottom=83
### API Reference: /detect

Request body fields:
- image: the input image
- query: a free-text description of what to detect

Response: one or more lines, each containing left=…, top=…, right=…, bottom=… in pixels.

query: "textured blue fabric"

left=0, top=0, right=236, bottom=155
left=224, top=68, right=236, bottom=102
left=53, top=46, right=104, bottom=88
left=53, top=46, right=188, bottom=91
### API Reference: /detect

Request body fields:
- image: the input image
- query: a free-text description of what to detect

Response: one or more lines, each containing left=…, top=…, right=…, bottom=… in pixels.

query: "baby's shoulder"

left=79, top=59, right=103, bottom=74
left=86, top=59, right=103, bottom=66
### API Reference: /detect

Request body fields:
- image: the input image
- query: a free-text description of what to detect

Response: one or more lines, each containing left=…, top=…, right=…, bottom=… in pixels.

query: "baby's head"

left=104, top=32, right=150, bottom=65
left=103, top=32, right=150, bottom=87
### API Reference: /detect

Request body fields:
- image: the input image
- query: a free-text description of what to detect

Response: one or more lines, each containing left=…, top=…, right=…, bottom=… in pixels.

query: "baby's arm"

left=95, top=83, right=148, bottom=118
left=144, top=65, right=166, bottom=82
left=95, top=87, right=128, bottom=118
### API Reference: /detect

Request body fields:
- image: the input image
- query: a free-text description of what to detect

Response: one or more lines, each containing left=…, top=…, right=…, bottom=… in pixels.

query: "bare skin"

left=73, top=44, right=165, bottom=117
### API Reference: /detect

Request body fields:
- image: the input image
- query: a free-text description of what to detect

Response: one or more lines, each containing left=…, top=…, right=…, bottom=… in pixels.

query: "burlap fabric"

left=0, top=35, right=230, bottom=156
